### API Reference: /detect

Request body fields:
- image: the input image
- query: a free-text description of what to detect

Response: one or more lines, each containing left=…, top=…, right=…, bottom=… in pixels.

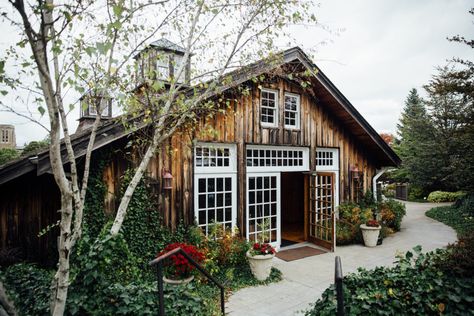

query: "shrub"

left=335, top=220, right=358, bottom=245
left=304, top=246, right=474, bottom=316
left=0, top=263, right=53, bottom=315
left=377, top=199, right=406, bottom=231
left=408, top=184, right=425, bottom=201
left=427, top=191, right=465, bottom=202
left=426, top=204, right=474, bottom=237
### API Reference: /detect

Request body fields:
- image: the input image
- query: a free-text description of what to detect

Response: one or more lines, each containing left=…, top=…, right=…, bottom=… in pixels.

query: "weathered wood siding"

left=146, top=78, right=378, bottom=229
left=0, top=173, right=60, bottom=266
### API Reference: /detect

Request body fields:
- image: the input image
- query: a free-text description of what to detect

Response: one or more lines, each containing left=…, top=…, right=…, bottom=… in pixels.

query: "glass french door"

left=308, top=172, right=335, bottom=251
left=246, top=173, right=280, bottom=248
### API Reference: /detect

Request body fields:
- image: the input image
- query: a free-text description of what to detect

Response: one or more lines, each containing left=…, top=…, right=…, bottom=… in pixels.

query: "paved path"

left=227, top=201, right=457, bottom=316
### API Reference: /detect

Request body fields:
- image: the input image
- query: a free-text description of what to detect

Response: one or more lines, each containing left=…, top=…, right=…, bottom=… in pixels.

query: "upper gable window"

left=260, top=89, right=278, bottom=128
left=284, top=93, right=300, bottom=129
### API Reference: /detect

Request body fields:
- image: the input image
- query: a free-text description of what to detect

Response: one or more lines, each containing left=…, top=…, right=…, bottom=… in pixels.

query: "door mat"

left=276, top=246, right=326, bottom=262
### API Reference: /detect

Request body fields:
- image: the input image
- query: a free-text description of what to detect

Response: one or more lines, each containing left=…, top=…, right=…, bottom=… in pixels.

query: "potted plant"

left=246, top=219, right=276, bottom=281
left=360, top=219, right=382, bottom=247
left=157, top=242, right=204, bottom=285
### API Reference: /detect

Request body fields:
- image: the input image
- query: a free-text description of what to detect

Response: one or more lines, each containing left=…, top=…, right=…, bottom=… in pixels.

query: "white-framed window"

left=316, top=148, right=339, bottom=171
left=156, top=56, right=169, bottom=79
left=260, top=88, right=278, bottom=127
left=284, top=92, right=300, bottom=129
left=194, top=143, right=236, bottom=173
left=1, top=130, right=9, bottom=143
left=246, top=145, right=310, bottom=172
left=246, top=173, right=280, bottom=247
left=194, top=143, right=237, bottom=235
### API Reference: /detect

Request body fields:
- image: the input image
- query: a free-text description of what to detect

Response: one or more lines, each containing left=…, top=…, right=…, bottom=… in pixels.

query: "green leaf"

left=37, top=106, right=45, bottom=116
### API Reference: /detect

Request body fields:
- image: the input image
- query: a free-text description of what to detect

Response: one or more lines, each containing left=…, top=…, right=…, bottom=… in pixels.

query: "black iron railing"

left=335, top=256, right=345, bottom=316
left=149, top=247, right=225, bottom=316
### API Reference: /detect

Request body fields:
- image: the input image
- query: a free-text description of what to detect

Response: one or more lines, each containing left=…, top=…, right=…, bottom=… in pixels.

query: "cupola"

left=135, top=38, right=190, bottom=85
left=76, top=92, right=113, bottom=132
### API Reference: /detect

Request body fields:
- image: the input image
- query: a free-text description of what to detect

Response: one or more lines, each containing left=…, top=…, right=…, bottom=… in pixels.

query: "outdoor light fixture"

left=351, top=165, right=360, bottom=180
left=162, top=169, right=173, bottom=190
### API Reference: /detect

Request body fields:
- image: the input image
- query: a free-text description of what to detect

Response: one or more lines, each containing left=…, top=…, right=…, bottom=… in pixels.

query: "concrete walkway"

left=227, top=201, right=457, bottom=316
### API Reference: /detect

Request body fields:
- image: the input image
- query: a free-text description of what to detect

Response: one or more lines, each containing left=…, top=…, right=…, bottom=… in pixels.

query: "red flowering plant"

left=157, top=243, right=204, bottom=279
left=250, top=242, right=276, bottom=256
left=366, top=219, right=381, bottom=227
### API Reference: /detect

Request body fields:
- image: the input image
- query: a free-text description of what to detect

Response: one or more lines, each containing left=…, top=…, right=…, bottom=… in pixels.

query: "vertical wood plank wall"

left=143, top=78, right=378, bottom=229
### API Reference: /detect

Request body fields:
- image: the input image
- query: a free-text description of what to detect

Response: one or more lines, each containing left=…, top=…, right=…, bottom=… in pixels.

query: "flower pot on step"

left=246, top=250, right=274, bottom=281
left=360, top=224, right=381, bottom=247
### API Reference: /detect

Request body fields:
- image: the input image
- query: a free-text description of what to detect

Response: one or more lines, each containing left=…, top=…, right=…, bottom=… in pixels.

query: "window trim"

left=284, top=92, right=300, bottom=130
left=1, top=130, right=9, bottom=143
left=194, top=142, right=237, bottom=174
left=260, top=88, right=279, bottom=128
left=246, top=145, right=310, bottom=172
left=315, top=147, right=339, bottom=171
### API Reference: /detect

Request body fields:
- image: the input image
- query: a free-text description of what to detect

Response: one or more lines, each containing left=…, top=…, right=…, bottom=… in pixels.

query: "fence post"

left=157, top=261, right=165, bottom=316
left=335, top=256, right=344, bottom=316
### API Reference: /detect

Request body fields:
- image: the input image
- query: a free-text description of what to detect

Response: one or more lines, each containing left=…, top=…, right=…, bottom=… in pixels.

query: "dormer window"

left=284, top=92, right=300, bottom=129
left=260, top=88, right=278, bottom=128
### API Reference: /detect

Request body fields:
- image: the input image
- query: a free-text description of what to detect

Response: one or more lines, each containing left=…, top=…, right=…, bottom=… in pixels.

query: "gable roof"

left=149, top=38, right=186, bottom=54
left=0, top=47, right=399, bottom=185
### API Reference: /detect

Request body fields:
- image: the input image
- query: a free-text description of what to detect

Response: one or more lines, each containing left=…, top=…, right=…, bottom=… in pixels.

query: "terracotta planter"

left=163, top=275, right=194, bottom=285
left=246, top=250, right=274, bottom=281
left=360, top=224, right=381, bottom=247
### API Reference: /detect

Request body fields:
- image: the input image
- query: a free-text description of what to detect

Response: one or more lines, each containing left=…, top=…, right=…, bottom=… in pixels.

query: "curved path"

left=227, top=201, right=457, bottom=316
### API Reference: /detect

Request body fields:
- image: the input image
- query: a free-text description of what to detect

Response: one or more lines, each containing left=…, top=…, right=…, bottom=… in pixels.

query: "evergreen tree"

left=394, top=89, right=437, bottom=192
left=425, top=66, right=474, bottom=191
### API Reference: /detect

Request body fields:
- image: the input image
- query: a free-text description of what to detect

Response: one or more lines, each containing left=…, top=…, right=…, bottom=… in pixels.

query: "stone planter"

left=163, top=275, right=194, bottom=285
left=360, top=224, right=381, bottom=247
left=246, top=250, right=275, bottom=281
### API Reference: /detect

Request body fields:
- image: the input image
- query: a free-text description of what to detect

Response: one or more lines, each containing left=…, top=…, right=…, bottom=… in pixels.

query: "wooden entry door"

left=308, top=173, right=335, bottom=251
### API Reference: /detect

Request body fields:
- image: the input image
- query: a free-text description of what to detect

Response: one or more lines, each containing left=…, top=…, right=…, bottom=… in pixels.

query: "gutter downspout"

left=373, top=167, right=389, bottom=202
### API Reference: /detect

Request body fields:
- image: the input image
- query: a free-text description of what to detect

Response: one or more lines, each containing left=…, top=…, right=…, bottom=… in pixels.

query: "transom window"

left=246, top=145, right=309, bottom=172
left=260, top=89, right=278, bottom=127
left=194, top=143, right=237, bottom=235
left=194, top=143, right=235, bottom=173
left=316, top=148, right=339, bottom=170
left=284, top=93, right=300, bottom=129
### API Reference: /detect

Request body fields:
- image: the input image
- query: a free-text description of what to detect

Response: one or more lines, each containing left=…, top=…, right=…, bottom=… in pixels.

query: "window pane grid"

left=261, top=90, right=277, bottom=126
left=284, top=94, right=299, bottom=128
left=248, top=175, right=278, bottom=243
left=246, top=148, right=304, bottom=167
left=195, top=145, right=230, bottom=168
left=196, top=176, right=233, bottom=235
left=316, top=149, right=338, bottom=169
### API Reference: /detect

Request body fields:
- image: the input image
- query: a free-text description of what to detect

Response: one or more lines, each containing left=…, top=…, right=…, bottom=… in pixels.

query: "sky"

left=0, top=0, right=473, bottom=146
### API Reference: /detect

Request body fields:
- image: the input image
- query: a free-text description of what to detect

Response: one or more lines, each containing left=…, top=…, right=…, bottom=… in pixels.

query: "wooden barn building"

left=0, top=40, right=400, bottom=264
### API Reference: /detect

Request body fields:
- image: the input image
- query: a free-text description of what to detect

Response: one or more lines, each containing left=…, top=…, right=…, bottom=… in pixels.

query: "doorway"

left=281, top=172, right=305, bottom=246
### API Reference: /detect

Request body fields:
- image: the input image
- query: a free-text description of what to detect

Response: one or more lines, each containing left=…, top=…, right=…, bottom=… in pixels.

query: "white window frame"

left=284, top=92, right=300, bottom=129
left=246, top=145, right=310, bottom=172
left=246, top=172, right=281, bottom=249
left=194, top=143, right=237, bottom=236
left=194, top=143, right=237, bottom=174
left=260, top=88, right=279, bottom=128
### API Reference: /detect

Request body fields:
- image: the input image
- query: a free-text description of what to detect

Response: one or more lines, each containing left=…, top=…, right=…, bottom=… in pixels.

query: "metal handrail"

left=149, top=247, right=225, bottom=316
left=335, top=256, right=345, bottom=316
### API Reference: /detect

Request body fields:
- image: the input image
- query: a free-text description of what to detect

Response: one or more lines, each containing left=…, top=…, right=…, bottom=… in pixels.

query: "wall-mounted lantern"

left=162, top=169, right=173, bottom=190
left=351, top=165, right=361, bottom=180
